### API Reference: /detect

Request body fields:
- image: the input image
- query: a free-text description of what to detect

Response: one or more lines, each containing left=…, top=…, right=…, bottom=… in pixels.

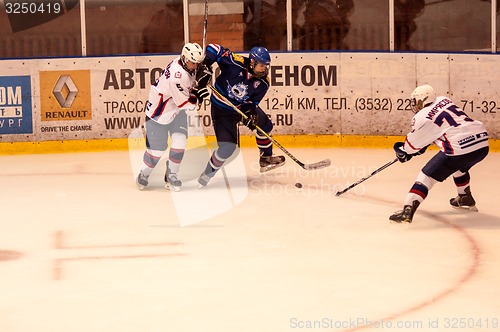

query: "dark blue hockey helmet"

left=249, top=47, right=271, bottom=65
left=249, top=47, right=270, bottom=78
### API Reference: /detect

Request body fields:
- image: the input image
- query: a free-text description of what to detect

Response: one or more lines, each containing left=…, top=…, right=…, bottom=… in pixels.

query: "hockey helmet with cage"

left=410, top=84, right=436, bottom=113
left=181, top=42, right=205, bottom=74
left=249, top=46, right=271, bottom=78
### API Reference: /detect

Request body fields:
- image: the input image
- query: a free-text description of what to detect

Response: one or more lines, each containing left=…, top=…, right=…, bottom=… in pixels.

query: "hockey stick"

left=335, top=158, right=398, bottom=196
left=208, top=84, right=331, bottom=170
left=202, top=0, right=208, bottom=53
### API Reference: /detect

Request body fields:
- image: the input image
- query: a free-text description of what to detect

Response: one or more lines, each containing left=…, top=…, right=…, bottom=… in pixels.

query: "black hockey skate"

left=450, top=187, right=478, bottom=212
left=259, top=154, right=285, bottom=172
left=389, top=201, right=420, bottom=224
left=165, top=162, right=182, bottom=192
left=136, top=171, right=149, bottom=190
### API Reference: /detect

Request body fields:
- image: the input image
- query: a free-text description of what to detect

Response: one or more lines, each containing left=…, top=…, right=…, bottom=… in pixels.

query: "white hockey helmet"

left=410, top=84, right=436, bottom=113
left=181, top=42, right=205, bottom=73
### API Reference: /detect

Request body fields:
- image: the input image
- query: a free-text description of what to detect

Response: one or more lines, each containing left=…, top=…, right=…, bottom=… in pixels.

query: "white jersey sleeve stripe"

left=441, top=133, right=454, bottom=155
left=150, top=95, right=171, bottom=120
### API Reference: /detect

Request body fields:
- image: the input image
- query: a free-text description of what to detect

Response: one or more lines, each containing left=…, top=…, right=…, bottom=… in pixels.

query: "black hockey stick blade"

left=335, top=187, right=352, bottom=197
left=304, top=158, right=331, bottom=170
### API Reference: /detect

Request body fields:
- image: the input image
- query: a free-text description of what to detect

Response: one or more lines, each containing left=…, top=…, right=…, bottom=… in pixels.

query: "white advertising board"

left=0, top=52, right=498, bottom=142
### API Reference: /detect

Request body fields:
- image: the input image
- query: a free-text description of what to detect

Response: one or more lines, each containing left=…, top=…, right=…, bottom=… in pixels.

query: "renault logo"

left=53, top=75, right=78, bottom=108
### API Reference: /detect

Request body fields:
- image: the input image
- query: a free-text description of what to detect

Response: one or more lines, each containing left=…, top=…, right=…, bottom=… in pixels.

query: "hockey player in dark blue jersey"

left=197, top=44, right=285, bottom=188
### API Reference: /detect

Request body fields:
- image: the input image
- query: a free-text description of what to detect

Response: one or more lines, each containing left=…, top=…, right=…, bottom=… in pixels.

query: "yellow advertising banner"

left=39, top=70, right=92, bottom=121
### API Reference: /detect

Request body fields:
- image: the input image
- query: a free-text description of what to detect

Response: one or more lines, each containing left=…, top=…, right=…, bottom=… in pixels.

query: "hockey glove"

left=196, top=64, right=213, bottom=89
left=414, top=144, right=429, bottom=156
left=393, top=142, right=412, bottom=163
left=241, top=102, right=258, bottom=131
left=188, top=94, right=198, bottom=105
left=243, top=114, right=258, bottom=131
left=191, top=86, right=210, bottom=103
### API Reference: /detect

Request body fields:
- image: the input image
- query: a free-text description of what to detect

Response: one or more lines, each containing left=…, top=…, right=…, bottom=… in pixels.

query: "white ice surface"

left=0, top=148, right=499, bottom=332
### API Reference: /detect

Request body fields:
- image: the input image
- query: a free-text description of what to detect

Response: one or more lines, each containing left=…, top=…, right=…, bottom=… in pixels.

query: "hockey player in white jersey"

left=136, top=42, right=209, bottom=191
left=390, top=84, right=489, bottom=223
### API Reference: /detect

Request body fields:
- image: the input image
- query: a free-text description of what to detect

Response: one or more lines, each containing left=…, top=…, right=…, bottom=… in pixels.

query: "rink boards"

left=0, top=52, right=499, bottom=153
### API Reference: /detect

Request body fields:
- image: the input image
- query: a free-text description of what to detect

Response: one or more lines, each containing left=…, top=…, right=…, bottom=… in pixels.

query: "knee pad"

left=415, top=171, right=437, bottom=190
left=217, top=141, right=238, bottom=159
left=170, top=132, right=187, bottom=150
left=256, top=106, right=273, bottom=132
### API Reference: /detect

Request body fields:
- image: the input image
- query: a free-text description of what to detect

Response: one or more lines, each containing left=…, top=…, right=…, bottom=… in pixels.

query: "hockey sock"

left=405, top=182, right=428, bottom=206
left=168, top=132, right=187, bottom=174
left=404, top=171, right=436, bottom=206
left=452, top=171, right=470, bottom=195
left=256, top=131, right=272, bottom=156
left=142, top=149, right=162, bottom=177
left=168, top=148, right=185, bottom=174
left=204, top=150, right=227, bottom=176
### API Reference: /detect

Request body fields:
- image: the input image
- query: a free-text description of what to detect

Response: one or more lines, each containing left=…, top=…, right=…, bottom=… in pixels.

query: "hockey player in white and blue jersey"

left=136, top=42, right=208, bottom=191
left=390, top=84, right=489, bottom=223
